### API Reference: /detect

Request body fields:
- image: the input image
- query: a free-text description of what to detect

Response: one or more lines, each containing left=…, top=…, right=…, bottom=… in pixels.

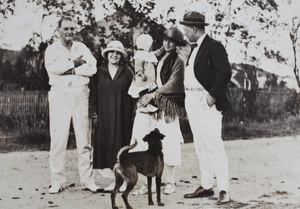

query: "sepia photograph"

left=0, top=0, right=300, bottom=208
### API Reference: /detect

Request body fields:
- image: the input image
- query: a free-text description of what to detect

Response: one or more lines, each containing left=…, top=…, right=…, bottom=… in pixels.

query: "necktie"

left=187, top=43, right=198, bottom=66
left=190, top=43, right=198, bottom=48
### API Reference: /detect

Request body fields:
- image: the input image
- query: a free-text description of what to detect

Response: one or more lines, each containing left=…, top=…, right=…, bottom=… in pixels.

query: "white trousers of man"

left=185, top=89, right=229, bottom=192
left=48, top=85, right=94, bottom=188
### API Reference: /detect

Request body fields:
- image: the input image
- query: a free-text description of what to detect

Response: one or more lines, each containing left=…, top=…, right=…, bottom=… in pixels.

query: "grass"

left=222, top=114, right=300, bottom=140
left=181, top=114, right=300, bottom=143
left=1, top=89, right=299, bottom=151
left=0, top=112, right=76, bottom=152
left=1, top=112, right=300, bottom=152
left=0, top=132, right=76, bottom=153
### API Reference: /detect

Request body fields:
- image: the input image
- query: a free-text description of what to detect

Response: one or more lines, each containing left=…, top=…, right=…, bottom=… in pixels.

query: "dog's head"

left=143, top=128, right=165, bottom=151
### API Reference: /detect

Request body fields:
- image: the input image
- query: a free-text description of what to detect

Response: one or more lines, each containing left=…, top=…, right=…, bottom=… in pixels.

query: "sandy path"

left=0, top=136, right=300, bottom=209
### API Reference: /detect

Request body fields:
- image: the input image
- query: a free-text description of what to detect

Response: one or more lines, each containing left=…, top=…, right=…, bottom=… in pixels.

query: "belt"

left=185, top=87, right=204, bottom=91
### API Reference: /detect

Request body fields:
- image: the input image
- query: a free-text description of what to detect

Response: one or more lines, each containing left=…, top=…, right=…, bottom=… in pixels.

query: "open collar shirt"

left=45, top=40, right=97, bottom=87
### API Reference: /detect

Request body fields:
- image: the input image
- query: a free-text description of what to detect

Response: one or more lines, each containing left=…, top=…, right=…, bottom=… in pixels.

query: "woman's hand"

left=139, top=92, right=155, bottom=107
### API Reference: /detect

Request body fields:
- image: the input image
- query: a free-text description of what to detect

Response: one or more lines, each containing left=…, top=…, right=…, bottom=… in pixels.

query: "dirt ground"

left=0, top=136, right=300, bottom=209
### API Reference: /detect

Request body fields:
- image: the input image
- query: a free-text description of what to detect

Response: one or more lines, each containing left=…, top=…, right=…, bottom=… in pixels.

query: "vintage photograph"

left=0, top=0, right=300, bottom=208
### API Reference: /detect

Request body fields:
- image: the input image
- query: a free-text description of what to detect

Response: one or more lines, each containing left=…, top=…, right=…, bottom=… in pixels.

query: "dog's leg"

left=156, top=175, right=164, bottom=206
left=121, top=173, right=137, bottom=209
left=111, top=172, right=124, bottom=209
left=147, top=177, right=154, bottom=205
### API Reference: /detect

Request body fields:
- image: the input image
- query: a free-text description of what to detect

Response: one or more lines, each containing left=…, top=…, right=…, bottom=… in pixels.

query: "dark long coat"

left=89, top=63, right=135, bottom=169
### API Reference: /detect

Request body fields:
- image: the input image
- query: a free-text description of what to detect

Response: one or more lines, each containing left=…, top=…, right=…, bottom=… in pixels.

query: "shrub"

left=285, top=90, right=300, bottom=116
left=6, top=110, right=50, bottom=150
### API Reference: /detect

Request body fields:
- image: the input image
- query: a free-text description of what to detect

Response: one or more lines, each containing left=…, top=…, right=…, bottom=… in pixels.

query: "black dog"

left=111, top=128, right=165, bottom=209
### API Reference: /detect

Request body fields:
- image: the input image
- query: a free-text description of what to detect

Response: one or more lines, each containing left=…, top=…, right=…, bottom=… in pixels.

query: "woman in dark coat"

left=89, top=41, right=135, bottom=190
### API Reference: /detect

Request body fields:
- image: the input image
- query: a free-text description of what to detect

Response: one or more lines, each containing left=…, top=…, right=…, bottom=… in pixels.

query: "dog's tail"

left=116, top=140, right=138, bottom=162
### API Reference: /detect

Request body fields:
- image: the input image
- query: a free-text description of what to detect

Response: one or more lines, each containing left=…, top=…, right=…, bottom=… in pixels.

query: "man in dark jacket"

left=179, top=11, right=231, bottom=205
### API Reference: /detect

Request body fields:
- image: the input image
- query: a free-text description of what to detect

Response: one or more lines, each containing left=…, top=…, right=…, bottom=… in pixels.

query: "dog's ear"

left=153, top=128, right=165, bottom=140
left=159, top=133, right=165, bottom=140
left=142, top=134, right=149, bottom=142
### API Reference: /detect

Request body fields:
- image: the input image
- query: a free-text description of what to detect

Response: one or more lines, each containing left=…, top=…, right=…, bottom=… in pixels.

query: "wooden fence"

left=0, top=91, right=48, bottom=115
left=0, top=89, right=296, bottom=117
left=230, top=89, right=293, bottom=115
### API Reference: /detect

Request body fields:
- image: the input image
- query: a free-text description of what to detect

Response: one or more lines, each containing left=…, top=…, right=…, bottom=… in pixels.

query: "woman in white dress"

left=130, top=27, right=186, bottom=195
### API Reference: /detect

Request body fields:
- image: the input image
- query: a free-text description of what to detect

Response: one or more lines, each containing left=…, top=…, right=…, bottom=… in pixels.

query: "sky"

left=0, top=0, right=299, bottom=79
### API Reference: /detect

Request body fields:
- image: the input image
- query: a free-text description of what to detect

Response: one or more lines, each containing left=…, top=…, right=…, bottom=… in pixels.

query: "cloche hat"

left=101, top=40, right=128, bottom=60
left=179, top=11, right=209, bottom=26
left=164, top=27, right=186, bottom=46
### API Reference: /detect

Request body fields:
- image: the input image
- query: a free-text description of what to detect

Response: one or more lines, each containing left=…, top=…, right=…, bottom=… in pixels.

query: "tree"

left=0, top=0, right=15, bottom=19
left=205, top=0, right=287, bottom=92
left=264, top=73, right=278, bottom=91
left=0, top=0, right=15, bottom=46
left=1, top=0, right=296, bottom=91
left=209, top=0, right=280, bottom=62
left=1, top=60, right=16, bottom=90
left=289, top=17, right=300, bottom=88
left=8, top=0, right=165, bottom=90
left=13, top=57, right=26, bottom=88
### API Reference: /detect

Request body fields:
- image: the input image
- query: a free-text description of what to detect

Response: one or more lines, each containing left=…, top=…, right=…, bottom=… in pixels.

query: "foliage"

left=0, top=0, right=167, bottom=90
left=114, top=1, right=164, bottom=50
left=0, top=111, right=77, bottom=151
left=4, top=110, right=50, bottom=146
left=206, top=0, right=287, bottom=78
left=285, top=90, right=300, bottom=116
left=289, top=17, right=300, bottom=88
left=0, top=44, right=50, bottom=91
left=1, top=87, right=299, bottom=147
left=264, top=73, right=279, bottom=90
left=221, top=86, right=300, bottom=140
left=1, top=0, right=298, bottom=91
left=222, top=113, right=300, bottom=140
left=0, top=0, right=15, bottom=19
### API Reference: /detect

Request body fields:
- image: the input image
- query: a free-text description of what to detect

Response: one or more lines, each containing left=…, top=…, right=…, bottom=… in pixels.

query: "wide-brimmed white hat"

left=101, top=40, right=128, bottom=60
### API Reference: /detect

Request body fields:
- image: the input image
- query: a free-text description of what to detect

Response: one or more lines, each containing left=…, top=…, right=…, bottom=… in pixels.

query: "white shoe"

left=217, top=190, right=231, bottom=205
left=132, top=184, right=156, bottom=195
left=82, top=183, right=101, bottom=193
left=104, top=182, right=115, bottom=192
left=48, top=185, right=63, bottom=194
left=164, top=182, right=175, bottom=195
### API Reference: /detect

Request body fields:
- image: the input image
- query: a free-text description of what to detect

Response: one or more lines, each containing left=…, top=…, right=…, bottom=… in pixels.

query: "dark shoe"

left=217, top=190, right=230, bottom=205
left=82, top=183, right=102, bottom=193
left=184, top=186, right=214, bottom=198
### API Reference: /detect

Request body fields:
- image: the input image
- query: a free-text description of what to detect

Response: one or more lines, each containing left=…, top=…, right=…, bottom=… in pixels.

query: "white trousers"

left=185, top=90, right=229, bottom=192
left=48, top=85, right=94, bottom=187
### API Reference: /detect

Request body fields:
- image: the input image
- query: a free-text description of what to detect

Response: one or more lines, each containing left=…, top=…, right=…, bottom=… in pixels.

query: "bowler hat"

left=102, top=40, right=128, bottom=60
left=164, top=27, right=186, bottom=46
left=179, top=11, right=209, bottom=26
